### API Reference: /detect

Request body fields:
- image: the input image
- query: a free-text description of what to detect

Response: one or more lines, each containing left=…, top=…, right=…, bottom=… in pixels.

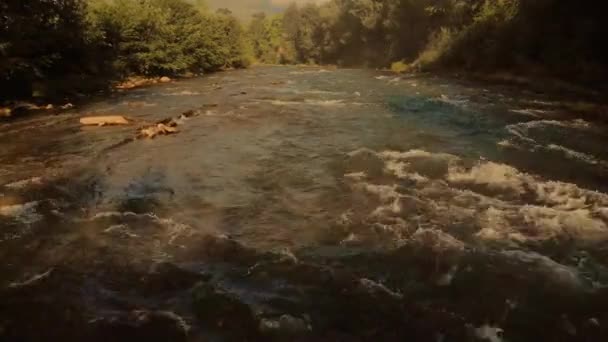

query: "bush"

left=0, top=0, right=252, bottom=101
left=89, top=0, right=250, bottom=77
left=0, top=0, right=96, bottom=99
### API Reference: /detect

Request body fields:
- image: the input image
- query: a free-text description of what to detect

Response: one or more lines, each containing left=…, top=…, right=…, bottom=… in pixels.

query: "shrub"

left=88, top=0, right=250, bottom=77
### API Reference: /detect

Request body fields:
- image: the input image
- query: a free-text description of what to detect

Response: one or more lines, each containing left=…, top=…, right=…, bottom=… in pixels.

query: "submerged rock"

left=191, top=282, right=258, bottom=335
left=474, top=324, right=504, bottom=342
left=259, top=314, right=312, bottom=336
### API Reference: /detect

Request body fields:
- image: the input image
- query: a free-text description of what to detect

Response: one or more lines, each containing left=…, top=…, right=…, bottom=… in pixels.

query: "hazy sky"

left=206, top=0, right=326, bottom=18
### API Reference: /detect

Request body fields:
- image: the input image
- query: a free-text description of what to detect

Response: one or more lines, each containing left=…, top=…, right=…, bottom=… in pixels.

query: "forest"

left=0, top=0, right=251, bottom=100
left=1, top=0, right=607, bottom=101
left=248, top=0, right=607, bottom=80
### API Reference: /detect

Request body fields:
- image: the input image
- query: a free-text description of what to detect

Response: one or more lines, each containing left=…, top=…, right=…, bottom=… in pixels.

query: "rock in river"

left=80, top=115, right=131, bottom=126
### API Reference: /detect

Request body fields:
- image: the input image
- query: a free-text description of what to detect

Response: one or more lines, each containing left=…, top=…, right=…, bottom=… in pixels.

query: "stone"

left=137, top=123, right=178, bottom=139
left=80, top=115, right=131, bottom=126
left=159, top=76, right=171, bottom=83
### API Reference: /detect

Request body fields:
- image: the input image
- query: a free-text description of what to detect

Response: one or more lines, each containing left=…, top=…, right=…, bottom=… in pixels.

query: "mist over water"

left=1, top=66, right=608, bottom=341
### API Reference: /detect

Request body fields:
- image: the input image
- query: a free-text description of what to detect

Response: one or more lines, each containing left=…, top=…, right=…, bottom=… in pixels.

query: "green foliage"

left=247, top=13, right=293, bottom=64
left=252, top=0, right=607, bottom=81
left=89, top=0, right=250, bottom=76
left=0, top=0, right=251, bottom=101
left=0, top=0, right=96, bottom=98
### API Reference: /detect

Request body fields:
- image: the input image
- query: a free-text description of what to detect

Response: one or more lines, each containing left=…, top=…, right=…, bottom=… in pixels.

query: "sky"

left=205, top=0, right=326, bottom=19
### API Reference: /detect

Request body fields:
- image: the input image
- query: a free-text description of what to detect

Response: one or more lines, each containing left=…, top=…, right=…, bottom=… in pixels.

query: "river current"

left=1, top=66, right=607, bottom=341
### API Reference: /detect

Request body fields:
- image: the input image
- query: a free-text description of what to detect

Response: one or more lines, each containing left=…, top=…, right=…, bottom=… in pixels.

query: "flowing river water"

left=1, top=66, right=608, bottom=341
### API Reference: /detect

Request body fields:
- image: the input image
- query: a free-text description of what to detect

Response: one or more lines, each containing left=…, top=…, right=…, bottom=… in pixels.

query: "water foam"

left=546, top=144, right=604, bottom=166
left=87, top=211, right=193, bottom=244
left=447, top=162, right=527, bottom=194
left=163, top=90, right=201, bottom=96
left=4, top=177, right=43, bottom=189
left=343, top=148, right=608, bottom=248
left=264, top=99, right=347, bottom=107
left=0, top=201, right=42, bottom=224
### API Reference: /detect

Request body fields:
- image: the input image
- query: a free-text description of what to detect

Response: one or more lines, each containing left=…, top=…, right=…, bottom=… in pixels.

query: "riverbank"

left=0, top=74, right=193, bottom=121
left=4, top=63, right=608, bottom=124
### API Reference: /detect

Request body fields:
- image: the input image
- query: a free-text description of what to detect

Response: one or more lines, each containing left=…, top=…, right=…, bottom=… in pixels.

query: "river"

left=1, top=66, right=607, bottom=341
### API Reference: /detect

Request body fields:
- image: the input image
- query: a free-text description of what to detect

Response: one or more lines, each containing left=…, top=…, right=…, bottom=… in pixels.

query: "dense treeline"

left=248, top=0, right=608, bottom=81
left=0, top=0, right=250, bottom=100
left=2, top=0, right=606, bottom=102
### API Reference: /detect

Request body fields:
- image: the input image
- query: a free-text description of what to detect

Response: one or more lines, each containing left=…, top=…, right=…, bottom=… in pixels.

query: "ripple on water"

left=503, top=118, right=608, bottom=168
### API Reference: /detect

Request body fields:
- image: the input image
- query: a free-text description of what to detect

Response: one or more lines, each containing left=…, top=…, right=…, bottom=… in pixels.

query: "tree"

left=0, top=0, right=94, bottom=98
left=89, top=0, right=251, bottom=75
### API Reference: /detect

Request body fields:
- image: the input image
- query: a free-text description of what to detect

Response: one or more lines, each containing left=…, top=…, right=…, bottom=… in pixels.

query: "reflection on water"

left=1, top=66, right=608, bottom=341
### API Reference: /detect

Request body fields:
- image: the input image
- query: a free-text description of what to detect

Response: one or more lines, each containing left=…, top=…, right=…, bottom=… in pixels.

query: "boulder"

left=159, top=76, right=171, bottom=83
left=116, top=82, right=136, bottom=90
left=137, top=123, right=178, bottom=139
left=80, top=115, right=131, bottom=126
